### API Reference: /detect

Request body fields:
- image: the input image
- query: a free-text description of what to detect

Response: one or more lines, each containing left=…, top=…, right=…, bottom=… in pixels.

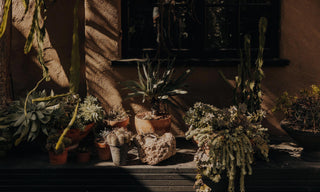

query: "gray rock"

left=134, top=133, right=176, bottom=165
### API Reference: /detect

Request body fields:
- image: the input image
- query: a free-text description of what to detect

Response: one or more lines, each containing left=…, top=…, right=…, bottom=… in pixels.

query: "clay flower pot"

left=65, top=128, right=80, bottom=144
left=77, top=152, right=91, bottom=163
left=107, top=117, right=129, bottom=128
left=49, top=150, right=68, bottom=165
left=109, top=144, right=129, bottom=166
left=135, top=112, right=171, bottom=136
left=79, top=123, right=95, bottom=140
left=95, top=141, right=112, bottom=161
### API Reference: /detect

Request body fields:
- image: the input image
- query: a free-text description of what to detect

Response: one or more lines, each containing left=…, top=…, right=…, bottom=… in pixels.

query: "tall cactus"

left=234, top=17, right=267, bottom=113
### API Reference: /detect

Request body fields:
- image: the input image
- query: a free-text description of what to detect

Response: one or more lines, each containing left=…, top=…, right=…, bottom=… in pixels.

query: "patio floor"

left=0, top=137, right=319, bottom=192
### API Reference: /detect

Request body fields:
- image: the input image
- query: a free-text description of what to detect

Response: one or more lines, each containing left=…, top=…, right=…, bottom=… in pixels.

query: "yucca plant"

left=122, top=58, right=191, bottom=116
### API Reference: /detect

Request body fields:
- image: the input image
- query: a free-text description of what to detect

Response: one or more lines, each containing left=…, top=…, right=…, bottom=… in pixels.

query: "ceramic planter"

left=107, top=117, right=129, bottom=128
left=135, top=112, right=171, bottom=136
left=77, top=152, right=91, bottom=163
left=49, top=150, right=68, bottom=165
left=109, top=144, right=129, bottom=166
left=95, top=141, right=112, bottom=161
left=281, top=120, right=320, bottom=161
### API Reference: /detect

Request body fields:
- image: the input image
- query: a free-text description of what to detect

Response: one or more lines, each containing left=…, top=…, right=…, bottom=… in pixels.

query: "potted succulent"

left=105, top=106, right=129, bottom=128
left=7, top=90, right=59, bottom=146
left=105, top=127, right=132, bottom=166
left=95, top=128, right=112, bottom=161
left=185, top=103, right=269, bottom=192
left=123, top=58, right=191, bottom=135
left=274, top=85, right=320, bottom=161
left=46, top=134, right=72, bottom=165
left=77, top=95, right=104, bottom=140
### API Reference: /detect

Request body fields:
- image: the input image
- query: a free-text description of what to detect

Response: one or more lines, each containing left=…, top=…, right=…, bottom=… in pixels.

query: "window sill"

left=111, top=58, right=290, bottom=67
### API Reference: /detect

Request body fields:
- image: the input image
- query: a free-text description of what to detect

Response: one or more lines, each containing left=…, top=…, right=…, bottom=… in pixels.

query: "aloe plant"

left=123, top=58, right=191, bottom=116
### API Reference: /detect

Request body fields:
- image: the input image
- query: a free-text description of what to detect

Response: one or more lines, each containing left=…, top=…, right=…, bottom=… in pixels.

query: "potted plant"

left=105, top=106, right=129, bottom=128
left=46, top=134, right=72, bottom=165
left=77, top=95, right=104, bottom=140
left=95, top=129, right=112, bottom=161
left=105, top=127, right=132, bottom=166
left=185, top=103, right=269, bottom=192
left=122, top=58, right=191, bottom=135
left=8, top=90, right=59, bottom=146
left=274, top=85, right=320, bottom=161
left=76, top=145, right=91, bottom=163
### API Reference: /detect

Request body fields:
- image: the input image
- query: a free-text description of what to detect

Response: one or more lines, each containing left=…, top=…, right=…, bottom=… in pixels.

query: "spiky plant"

left=122, top=58, right=191, bottom=116
left=220, top=17, right=267, bottom=114
left=77, top=95, right=104, bottom=124
left=8, top=90, right=60, bottom=146
left=185, top=103, right=269, bottom=192
left=106, top=106, right=128, bottom=121
left=105, top=127, right=132, bottom=147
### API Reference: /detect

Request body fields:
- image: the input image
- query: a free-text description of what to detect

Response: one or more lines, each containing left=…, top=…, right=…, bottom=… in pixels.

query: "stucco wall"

left=9, top=0, right=320, bottom=136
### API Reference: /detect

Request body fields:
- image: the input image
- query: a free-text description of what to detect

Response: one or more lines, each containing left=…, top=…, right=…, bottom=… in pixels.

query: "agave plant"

left=0, top=107, right=13, bottom=154
left=8, top=90, right=59, bottom=146
left=122, top=58, right=191, bottom=116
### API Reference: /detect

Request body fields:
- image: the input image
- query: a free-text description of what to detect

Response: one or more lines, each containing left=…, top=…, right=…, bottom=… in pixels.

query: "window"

left=121, top=0, right=280, bottom=60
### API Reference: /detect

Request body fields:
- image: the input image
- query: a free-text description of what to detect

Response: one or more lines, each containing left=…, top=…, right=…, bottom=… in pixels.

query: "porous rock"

left=134, top=133, right=176, bottom=165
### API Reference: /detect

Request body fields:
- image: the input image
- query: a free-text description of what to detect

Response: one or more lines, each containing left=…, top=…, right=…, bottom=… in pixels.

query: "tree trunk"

left=0, top=0, right=12, bottom=105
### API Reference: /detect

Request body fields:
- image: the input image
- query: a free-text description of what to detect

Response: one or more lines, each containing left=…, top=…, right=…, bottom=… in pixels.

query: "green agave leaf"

left=30, top=120, right=38, bottom=132
left=0, top=0, right=11, bottom=39
left=30, top=113, right=36, bottom=120
left=39, top=115, right=50, bottom=124
left=13, top=114, right=25, bottom=127
left=36, top=111, right=44, bottom=119
left=0, top=125, right=9, bottom=129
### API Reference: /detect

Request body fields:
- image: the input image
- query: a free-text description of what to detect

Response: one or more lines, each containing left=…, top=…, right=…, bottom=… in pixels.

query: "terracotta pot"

left=107, top=117, right=129, bottom=128
left=77, top=152, right=91, bottom=163
left=49, top=150, right=68, bottom=165
left=135, top=112, right=171, bottom=136
left=79, top=123, right=95, bottom=140
left=64, top=128, right=80, bottom=144
left=109, top=144, right=129, bottom=166
left=95, top=141, right=112, bottom=161
left=281, top=120, right=320, bottom=161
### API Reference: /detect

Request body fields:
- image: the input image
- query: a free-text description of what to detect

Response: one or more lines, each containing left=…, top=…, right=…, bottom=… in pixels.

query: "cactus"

left=106, top=106, right=128, bottom=121
left=220, top=17, right=267, bottom=114
left=103, top=127, right=132, bottom=147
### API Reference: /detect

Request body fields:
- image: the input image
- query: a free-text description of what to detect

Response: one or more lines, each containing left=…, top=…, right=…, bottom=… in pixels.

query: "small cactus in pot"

left=105, top=127, right=132, bottom=166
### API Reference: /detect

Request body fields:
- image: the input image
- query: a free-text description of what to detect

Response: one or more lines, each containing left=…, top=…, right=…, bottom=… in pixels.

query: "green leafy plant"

left=185, top=103, right=269, bottom=192
left=220, top=17, right=267, bottom=113
left=46, top=133, right=72, bottom=154
left=106, top=106, right=128, bottom=121
left=77, top=95, right=104, bottom=124
left=122, top=58, right=191, bottom=116
left=273, top=85, right=320, bottom=132
left=8, top=90, right=60, bottom=146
